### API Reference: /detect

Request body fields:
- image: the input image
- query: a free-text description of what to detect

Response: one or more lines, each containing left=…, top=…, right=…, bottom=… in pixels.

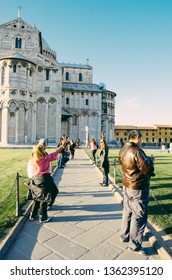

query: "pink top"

left=27, top=151, right=58, bottom=178
left=90, top=143, right=97, bottom=151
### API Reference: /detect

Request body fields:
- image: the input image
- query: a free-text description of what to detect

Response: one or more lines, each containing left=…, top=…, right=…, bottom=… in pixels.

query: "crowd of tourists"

left=24, top=129, right=155, bottom=256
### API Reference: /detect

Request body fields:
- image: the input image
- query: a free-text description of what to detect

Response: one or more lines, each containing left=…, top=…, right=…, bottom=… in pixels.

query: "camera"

left=148, top=156, right=155, bottom=177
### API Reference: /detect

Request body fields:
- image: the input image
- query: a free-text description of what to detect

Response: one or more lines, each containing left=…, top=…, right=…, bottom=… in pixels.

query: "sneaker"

left=39, top=217, right=52, bottom=223
left=120, top=237, right=129, bottom=243
left=29, top=213, right=36, bottom=221
left=128, top=247, right=146, bottom=255
left=99, top=183, right=108, bottom=187
left=29, top=214, right=36, bottom=221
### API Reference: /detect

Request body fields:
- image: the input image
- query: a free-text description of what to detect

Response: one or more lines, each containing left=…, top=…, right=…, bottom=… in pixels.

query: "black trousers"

left=47, top=181, right=59, bottom=206
left=30, top=200, right=48, bottom=221
left=103, top=172, right=109, bottom=186
left=91, top=149, right=97, bottom=162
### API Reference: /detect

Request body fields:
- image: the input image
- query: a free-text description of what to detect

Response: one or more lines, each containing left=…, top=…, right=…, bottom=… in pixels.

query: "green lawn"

left=0, top=148, right=57, bottom=238
left=85, top=148, right=172, bottom=237
left=0, top=148, right=172, bottom=239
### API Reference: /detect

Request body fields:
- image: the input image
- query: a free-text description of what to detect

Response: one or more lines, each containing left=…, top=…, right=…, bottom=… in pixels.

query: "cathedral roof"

left=0, top=17, right=35, bottom=30
left=62, top=82, right=102, bottom=92
left=0, top=16, right=56, bottom=57
left=42, top=38, right=56, bottom=55
left=0, top=53, right=36, bottom=65
left=42, top=38, right=51, bottom=50
left=60, top=63, right=92, bottom=70
left=62, top=109, right=71, bottom=116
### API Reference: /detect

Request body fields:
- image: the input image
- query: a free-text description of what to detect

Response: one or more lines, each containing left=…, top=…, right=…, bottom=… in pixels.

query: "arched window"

left=79, top=72, right=82, bottom=81
left=46, top=69, right=49, bottom=80
left=15, top=38, right=18, bottom=48
left=15, top=38, right=22, bottom=48
left=10, top=112, right=15, bottom=118
left=86, top=99, right=89, bottom=106
left=66, top=97, right=69, bottom=105
left=66, top=72, right=70, bottom=81
left=2, top=66, right=5, bottom=85
left=72, top=115, right=77, bottom=125
left=13, top=64, right=17, bottom=73
left=19, top=38, right=22, bottom=48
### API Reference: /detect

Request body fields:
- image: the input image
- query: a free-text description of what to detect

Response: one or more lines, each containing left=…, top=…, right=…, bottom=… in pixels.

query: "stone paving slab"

left=78, top=240, right=122, bottom=260
left=72, top=225, right=115, bottom=250
left=2, top=149, right=161, bottom=260
left=44, top=235, right=87, bottom=260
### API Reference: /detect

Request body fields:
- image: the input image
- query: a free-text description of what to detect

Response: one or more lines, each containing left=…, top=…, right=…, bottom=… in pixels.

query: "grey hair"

left=128, top=130, right=142, bottom=140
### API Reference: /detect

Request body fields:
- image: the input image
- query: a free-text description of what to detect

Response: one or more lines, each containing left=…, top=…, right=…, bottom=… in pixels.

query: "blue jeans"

left=58, top=154, right=64, bottom=168
left=120, top=186, right=149, bottom=251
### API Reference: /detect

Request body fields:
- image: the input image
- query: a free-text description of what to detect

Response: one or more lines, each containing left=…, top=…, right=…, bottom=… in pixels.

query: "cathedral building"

left=0, top=12, right=116, bottom=145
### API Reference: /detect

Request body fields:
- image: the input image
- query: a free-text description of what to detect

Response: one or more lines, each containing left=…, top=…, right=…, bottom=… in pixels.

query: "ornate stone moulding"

left=10, top=90, right=16, bottom=95
left=20, top=90, right=26, bottom=96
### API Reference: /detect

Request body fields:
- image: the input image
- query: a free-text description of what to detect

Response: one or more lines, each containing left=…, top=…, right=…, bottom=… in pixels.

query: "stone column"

left=85, top=126, right=89, bottom=147
left=45, top=101, right=48, bottom=140
left=15, top=107, right=19, bottom=143
left=1, top=103, right=9, bottom=145
left=25, top=107, right=28, bottom=143
left=6, top=63, right=11, bottom=87
left=0, top=66, right=2, bottom=86
left=78, top=114, right=81, bottom=141
left=32, top=102, right=37, bottom=143
left=97, top=113, right=101, bottom=142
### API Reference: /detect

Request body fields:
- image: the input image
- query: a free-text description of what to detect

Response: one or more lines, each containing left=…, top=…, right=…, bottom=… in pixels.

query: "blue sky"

left=0, top=0, right=172, bottom=126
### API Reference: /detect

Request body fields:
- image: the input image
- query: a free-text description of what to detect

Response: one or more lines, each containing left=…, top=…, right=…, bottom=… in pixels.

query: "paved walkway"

left=2, top=149, right=160, bottom=260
